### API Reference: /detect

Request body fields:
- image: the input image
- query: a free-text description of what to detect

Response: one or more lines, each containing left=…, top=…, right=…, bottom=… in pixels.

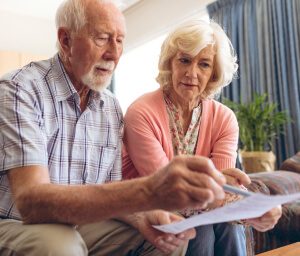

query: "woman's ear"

left=211, top=72, right=218, bottom=82
left=58, top=27, right=71, bottom=56
left=210, top=64, right=218, bottom=82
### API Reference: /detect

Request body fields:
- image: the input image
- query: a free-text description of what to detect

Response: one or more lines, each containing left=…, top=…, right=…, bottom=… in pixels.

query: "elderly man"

left=0, top=0, right=230, bottom=255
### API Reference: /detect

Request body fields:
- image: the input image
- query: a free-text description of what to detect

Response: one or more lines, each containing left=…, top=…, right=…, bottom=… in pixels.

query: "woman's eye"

left=179, top=58, right=190, bottom=64
left=199, top=62, right=211, bottom=68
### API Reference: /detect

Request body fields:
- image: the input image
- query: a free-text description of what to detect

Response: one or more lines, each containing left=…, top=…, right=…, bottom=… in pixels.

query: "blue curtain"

left=207, top=0, right=300, bottom=165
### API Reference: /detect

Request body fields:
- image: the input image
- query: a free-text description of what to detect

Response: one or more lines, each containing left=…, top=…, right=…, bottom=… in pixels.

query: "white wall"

left=115, top=34, right=166, bottom=111
left=0, top=10, right=56, bottom=56
left=0, top=0, right=215, bottom=55
left=123, top=0, right=215, bottom=52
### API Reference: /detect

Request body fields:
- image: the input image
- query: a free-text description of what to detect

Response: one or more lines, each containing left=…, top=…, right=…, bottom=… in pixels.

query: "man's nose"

left=103, top=40, right=122, bottom=61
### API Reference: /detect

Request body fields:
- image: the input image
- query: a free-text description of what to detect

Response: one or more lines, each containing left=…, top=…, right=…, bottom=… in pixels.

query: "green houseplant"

left=224, top=93, right=290, bottom=173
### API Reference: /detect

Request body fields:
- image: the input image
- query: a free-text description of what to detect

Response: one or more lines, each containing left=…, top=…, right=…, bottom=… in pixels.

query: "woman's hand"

left=245, top=205, right=282, bottom=232
left=222, top=169, right=282, bottom=231
left=222, top=168, right=251, bottom=187
left=130, top=210, right=195, bottom=254
left=207, top=168, right=251, bottom=209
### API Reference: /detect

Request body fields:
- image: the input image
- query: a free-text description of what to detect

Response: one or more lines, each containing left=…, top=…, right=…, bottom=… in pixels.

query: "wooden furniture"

left=256, top=242, right=300, bottom=256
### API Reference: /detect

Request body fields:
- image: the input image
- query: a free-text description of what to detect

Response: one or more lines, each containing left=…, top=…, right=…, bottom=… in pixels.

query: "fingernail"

left=166, top=236, right=173, bottom=242
left=157, top=239, right=164, bottom=246
left=208, top=159, right=217, bottom=170
left=178, top=234, right=185, bottom=239
left=219, top=173, right=226, bottom=181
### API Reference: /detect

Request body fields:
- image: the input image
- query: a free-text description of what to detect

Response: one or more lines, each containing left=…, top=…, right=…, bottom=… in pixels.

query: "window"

left=115, top=34, right=166, bottom=112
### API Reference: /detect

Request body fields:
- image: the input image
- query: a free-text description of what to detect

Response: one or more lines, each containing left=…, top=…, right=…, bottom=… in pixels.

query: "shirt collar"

left=50, top=54, right=104, bottom=110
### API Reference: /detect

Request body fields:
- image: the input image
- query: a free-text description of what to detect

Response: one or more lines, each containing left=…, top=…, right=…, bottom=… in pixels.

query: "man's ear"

left=58, top=27, right=71, bottom=55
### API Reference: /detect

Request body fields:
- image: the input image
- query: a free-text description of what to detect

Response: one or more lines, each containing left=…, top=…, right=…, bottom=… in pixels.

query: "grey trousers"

left=0, top=219, right=187, bottom=256
left=186, top=223, right=246, bottom=256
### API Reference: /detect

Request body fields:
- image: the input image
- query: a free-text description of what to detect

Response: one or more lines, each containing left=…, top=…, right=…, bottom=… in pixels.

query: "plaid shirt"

left=0, top=54, right=123, bottom=220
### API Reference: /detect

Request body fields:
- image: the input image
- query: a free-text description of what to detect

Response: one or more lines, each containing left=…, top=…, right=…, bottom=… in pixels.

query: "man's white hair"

left=55, top=0, right=122, bottom=53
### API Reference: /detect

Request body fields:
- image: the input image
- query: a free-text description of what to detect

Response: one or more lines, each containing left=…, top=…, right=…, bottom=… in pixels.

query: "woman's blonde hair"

left=156, top=19, right=238, bottom=99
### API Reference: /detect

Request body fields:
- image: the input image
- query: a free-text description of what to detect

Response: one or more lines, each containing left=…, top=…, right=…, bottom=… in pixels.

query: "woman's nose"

left=185, top=64, right=198, bottom=78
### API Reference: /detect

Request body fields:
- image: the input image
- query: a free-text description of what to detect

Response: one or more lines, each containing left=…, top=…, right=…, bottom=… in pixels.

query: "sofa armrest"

left=248, top=170, right=300, bottom=195
left=246, top=178, right=270, bottom=194
left=247, top=170, right=300, bottom=254
left=280, top=152, right=300, bottom=175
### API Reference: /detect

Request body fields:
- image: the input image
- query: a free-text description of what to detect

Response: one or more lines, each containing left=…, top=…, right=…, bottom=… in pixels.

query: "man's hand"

left=245, top=205, right=282, bottom=232
left=145, top=155, right=226, bottom=212
left=128, top=210, right=195, bottom=254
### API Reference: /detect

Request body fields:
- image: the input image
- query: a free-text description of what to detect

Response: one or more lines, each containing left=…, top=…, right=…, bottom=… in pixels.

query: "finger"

left=156, top=211, right=173, bottom=225
left=168, top=212, right=196, bottom=240
left=183, top=155, right=226, bottom=185
left=156, top=238, right=179, bottom=254
left=222, top=168, right=251, bottom=186
left=162, top=235, right=185, bottom=247
left=185, top=173, right=225, bottom=201
left=224, top=174, right=240, bottom=186
left=176, top=228, right=196, bottom=240
left=191, top=186, right=216, bottom=204
left=160, top=229, right=195, bottom=247
left=156, top=213, right=195, bottom=246
left=251, top=206, right=282, bottom=224
left=251, top=224, right=274, bottom=232
left=154, top=213, right=194, bottom=246
left=247, top=218, right=274, bottom=226
left=168, top=212, right=184, bottom=222
left=246, top=217, right=276, bottom=231
left=251, top=221, right=275, bottom=232
left=155, top=233, right=188, bottom=253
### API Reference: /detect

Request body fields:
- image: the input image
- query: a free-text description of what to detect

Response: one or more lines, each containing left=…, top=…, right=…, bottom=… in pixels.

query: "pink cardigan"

left=122, top=89, right=239, bottom=179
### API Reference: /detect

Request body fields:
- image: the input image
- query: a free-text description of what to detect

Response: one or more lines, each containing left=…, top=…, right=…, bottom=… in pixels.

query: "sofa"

left=246, top=152, right=300, bottom=255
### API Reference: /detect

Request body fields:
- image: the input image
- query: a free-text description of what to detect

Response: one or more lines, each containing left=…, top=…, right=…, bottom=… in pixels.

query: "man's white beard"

left=82, top=73, right=112, bottom=92
left=81, top=61, right=115, bottom=92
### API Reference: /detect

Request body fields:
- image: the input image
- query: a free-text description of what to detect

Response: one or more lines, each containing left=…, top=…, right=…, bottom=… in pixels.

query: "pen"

left=223, top=184, right=252, bottom=197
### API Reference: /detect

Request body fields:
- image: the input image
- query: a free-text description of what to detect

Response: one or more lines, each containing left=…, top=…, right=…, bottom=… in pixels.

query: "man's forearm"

left=16, top=177, right=154, bottom=225
left=12, top=155, right=227, bottom=225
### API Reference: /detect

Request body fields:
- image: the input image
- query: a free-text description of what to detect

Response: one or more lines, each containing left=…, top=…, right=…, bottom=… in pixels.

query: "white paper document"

left=153, top=192, right=300, bottom=234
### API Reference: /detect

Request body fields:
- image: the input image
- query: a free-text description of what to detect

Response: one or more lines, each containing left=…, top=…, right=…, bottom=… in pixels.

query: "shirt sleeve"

left=210, top=108, right=239, bottom=171
left=0, top=80, right=48, bottom=173
left=123, top=105, right=169, bottom=177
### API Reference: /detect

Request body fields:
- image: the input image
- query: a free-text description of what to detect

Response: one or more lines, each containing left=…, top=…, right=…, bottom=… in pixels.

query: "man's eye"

left=94, top=37, right=109, bottom=46
left=116, top=38, right=124, bottom=44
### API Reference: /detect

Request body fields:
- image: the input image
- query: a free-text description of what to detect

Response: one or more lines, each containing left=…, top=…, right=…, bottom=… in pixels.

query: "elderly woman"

left=122, top=20, right=281, bottom=256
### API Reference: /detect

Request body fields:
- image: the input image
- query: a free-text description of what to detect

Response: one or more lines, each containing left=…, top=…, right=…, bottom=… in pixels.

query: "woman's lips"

left=180, top=82, right=197, bottom=87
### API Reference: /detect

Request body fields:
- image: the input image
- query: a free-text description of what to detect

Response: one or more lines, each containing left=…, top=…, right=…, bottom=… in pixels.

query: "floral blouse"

left=164, top=92, right=242, bottom=218
left=164, top=93, right=204, bottom=217
left=164, top=94, right=202, bottom=156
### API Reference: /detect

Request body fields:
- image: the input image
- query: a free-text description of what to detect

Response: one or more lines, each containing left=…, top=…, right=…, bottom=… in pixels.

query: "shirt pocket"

left=85, top=145, right=117, bottom=184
